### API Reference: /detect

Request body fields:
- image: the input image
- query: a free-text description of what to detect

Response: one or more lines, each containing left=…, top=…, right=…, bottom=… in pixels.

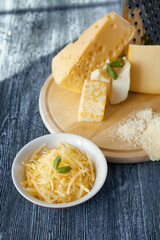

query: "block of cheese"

left=78, top=80, right=107, bottom=122
left=52, top=12, right=135, bottom=93
left=90, top=65, right=112, bottom=101
left=109, top=57, right=130, bottom=104
left=127, top=45, right=160, bottom=94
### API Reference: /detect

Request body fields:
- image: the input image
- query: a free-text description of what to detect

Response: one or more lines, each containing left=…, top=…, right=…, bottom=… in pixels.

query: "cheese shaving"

left=21, top=143, right=96, bottom=203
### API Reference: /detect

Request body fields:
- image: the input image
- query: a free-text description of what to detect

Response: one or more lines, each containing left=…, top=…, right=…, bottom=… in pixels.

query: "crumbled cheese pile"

left=141, top=116, right=160, bottom=161
left=113, top=108, right=160, bottom=160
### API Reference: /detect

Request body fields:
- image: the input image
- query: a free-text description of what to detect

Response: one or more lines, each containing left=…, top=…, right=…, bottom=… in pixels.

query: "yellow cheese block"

left=52, top=12, right=135, bottom=93
left=78, top=80, right=107, bottom=122
left=127, top=44, right=160, bottom=94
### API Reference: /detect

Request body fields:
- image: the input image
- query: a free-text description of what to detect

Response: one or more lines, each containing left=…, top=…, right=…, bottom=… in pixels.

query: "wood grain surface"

left=39, top=74, right=160, bottom=162
left=1, top=0, right=160, bottom=239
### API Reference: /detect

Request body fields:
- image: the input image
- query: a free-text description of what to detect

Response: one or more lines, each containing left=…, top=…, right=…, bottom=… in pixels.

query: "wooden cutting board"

left=39, top=74, right=160, bottom=163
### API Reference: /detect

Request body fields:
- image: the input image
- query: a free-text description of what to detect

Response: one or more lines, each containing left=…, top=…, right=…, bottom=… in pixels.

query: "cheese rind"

left=127, top=44, right=160, bottom=94
left=78, top=80, right=107, bottom=122
left=52, top=12, right=135, bottom=93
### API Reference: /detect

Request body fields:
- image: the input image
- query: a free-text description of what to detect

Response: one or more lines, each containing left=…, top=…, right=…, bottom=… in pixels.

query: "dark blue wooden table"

left=1, top=1, right=160, bottom=239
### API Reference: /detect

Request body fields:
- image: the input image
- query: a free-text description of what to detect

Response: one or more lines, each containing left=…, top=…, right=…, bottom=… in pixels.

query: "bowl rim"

left=11, top=133, right=108, bottom=208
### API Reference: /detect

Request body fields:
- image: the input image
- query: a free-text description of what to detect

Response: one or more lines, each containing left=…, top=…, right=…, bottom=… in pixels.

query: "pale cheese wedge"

left=52, top=12, right=135, bottom=93
left=109, top=57, right=130, bottom=104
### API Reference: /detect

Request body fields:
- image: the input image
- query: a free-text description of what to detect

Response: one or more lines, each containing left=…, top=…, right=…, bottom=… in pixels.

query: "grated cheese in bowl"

left=21, top=142, right=96, bottom=204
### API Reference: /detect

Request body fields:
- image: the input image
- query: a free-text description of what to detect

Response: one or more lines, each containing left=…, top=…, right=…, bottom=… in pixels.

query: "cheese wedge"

left=127, top=44, right=160, bottom=94
left=52, top=12, right=135, bottom=93
left=78, top=80, right=107, bottom=122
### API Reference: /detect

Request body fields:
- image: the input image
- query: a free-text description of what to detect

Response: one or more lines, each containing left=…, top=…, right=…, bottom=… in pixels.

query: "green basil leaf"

left=53, top=155, right=61, bottom=170
left=109, top=58, right=124, bottom=67
left=57, top=166, right=72, bottom=174
left=106, top=64, right=118, bottom=80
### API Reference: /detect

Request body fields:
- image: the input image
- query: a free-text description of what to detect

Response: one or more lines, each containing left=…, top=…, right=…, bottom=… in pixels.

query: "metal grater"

left=122, top=0, right=160, bottom=45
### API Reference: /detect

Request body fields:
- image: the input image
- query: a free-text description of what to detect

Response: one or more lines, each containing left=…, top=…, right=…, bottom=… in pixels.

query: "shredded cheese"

left=21, top=143, right=96, bottom=203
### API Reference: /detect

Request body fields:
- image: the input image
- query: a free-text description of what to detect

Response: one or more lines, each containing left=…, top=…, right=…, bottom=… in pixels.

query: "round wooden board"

left=39, top=74, right=160, bottom=163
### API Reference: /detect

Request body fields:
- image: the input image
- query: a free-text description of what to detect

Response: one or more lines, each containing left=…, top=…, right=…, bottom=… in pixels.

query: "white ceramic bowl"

left=12, top=133, right=107, bottom=208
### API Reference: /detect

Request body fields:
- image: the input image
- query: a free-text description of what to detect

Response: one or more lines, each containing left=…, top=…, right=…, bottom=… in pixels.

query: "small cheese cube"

left=78, top=80, right=107, bottom=122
